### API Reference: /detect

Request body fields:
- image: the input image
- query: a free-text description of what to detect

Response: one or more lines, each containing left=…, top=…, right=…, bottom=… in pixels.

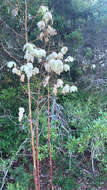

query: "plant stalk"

left=48, top=79, right=53, bottom=190
left=25, top=0, right=37, bottom=189
left=35, top=82, right=40, bottom=190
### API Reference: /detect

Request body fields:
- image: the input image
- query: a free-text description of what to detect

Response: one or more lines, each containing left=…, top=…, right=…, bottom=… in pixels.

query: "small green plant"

left=85, top=47, right=93, bottom=59
left=7, top=182, right=27, bottom=190
left=71, top=30, right=83, bottom=43
left=55, top=176, right=79, bottom=190
left=64, top=30, right=83, bottom=50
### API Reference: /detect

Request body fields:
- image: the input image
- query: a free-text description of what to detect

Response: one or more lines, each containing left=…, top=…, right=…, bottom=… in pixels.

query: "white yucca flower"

left=61, top=46, right=68, bottom=55
left=49, top=59, right=63, bottom=75
left=12, top=67, right=18, bottom=74
left=38, top=6, right=49, bottom=15
left=65, top=56, right=74, bottom=62
left=70, top=85, right=77, bottom=93
left=26, top=62, right=33, bottom=69
left=20, top=74, right=25, bottom=82
left=7, top=61, right=16, bottom=68
left=53, top=84, right=57, bottom=95
left=23, top=43, right=36, bottom=51
left=43, top=76, right=50, bottom=87
left=32, top=67, right=39, bottom=75
left=24, top=50, right=34, bottom=63
left=91, top=64, right=96, bottom=70
left=43, top=11, right=52, bottom=23
left=37, top=20, right=46, bottom=31
left=31, top=48, right=46, bottom=58
left=62, top=84, right=70, bottom=94
left=11, top=8, right=18, bottom=17
left=18, top=114, right=23, bottom=122
left=16, top=70, right=21, bottom=76
left=46, top=52, right=57, bottom=61
left=63, top=64, right=70, bottom=72
left=19, top=107, right=25, bottom=113
left=57, top=52, right=63, bottom=60
left=22, top=63, right=33, bottom=79
left=20, top=65, right=25, bottom=72
left=18, top=107, right=25, bottom=121
left=47, top=25, right=57, bottom=36
left=38, top=58, right=42, bottom=63
left=44, top=63, right=51, bottom=72
left=37, top=49, right=46, bottom=58
left=57, top=79, right=64, bottom=88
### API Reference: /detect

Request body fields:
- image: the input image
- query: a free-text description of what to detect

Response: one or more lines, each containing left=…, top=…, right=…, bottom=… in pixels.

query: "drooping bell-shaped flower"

left=65, top=56, right=74, bottom=62
left=19, top=107, right=25, bottom=113
left=44, top=62, right=51, bottom=73
left=57, top=79, right=64, bottom=88
left=46, top=52, right=57, bottom=61
left=47, top=25, right=57, bottom=36
left=63, top=64, right=70, bottom=72
left=39, top=32, right=44, bottom=41
left=20, top=74, right=25, bottom=82
left=32, top=67, right=39, bottom=75
left=37, top=20, right=46, bottom=31
left=53, top=84, right=57, bottom=95
left=12, top=68, right=21, bottom=76
left=38, top=6, right=49, bottom=15
left=18, top=107, right=25, bottom=122
left=49, top=59, right=63, bottom=75
left=61, top=46, right=68, bottom=55
left=43, top=11, right=52, bottom=24
left=21, top=62, right=33, bottom=79
left=31, top=48, right=46, bottom=59
left=57, top=52, right=63, bottom=60
left=26, top=62, right=33, bottom=70
left=23, top=43, right=36, bottom=51
left=43, top=76, right=50, bottom=87
left=91, top=64, right=96, bottom=70
left=62, top=84, right=70, bottom=94
left=24, top=50, right=34, bottom=63
left=70, top=85, right=77, bottom=92
left=7, top=61, right=16, bottom=68
left=12, top=68, right=18, bottom=74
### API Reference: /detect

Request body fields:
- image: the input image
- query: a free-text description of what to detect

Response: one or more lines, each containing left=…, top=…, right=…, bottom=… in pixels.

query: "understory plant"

left=6, top=1, right=77, bottom=190
left=62, top=94, right=107, bottom=175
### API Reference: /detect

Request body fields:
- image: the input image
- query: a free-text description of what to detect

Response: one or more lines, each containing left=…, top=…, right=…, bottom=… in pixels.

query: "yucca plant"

left=7, top=1, right=77, bottom=189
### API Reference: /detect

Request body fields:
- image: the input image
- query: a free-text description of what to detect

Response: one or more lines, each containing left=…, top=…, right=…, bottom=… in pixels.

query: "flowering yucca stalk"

left=24, top=1, right=38, bottom=189
left=7, top=1, right=77, bottom=190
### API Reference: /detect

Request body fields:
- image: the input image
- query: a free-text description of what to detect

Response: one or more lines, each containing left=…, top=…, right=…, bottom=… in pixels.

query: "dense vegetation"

left=0, top=0, right=107, bottom=189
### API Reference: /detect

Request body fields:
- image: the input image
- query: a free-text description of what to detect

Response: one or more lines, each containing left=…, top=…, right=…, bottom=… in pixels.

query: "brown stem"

left=28, top=79, right=37, bottom=190
left=35, top=82, right=40, bottom=190
left=25, top=0, right=37, bottom=189
left=1, top=43, right=20, bottom=64
left=25, top=0, right=28, bottom=43
left=48, top=79, right=53, bottom=190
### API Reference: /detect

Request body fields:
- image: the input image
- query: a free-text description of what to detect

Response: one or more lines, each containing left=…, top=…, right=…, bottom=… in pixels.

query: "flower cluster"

left=52, top=79, right=64, bottom=95
left=52, top=80, right=77, bottom=95
left=23, top=43, right=46, bottom=63
left=62, top=85, right=77, bottom=94
left=18, top=107, right=25, bottom=122
left=7, top=59, right=39, bottom=80
left=37, top=5, right=57, bottom=42
left=44, top=47, right=71, bottom=75
left=7, top=5, right=77, bottom=98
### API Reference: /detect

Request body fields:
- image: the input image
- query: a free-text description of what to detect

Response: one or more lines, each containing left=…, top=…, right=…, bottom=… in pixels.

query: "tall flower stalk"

left=25, top=0, right=37, bottom=189
left=35, top=82, right=40, bottom=190
left=48, top=78, right=53, bottom=190
left=7, top=3, right=77, bottom=189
